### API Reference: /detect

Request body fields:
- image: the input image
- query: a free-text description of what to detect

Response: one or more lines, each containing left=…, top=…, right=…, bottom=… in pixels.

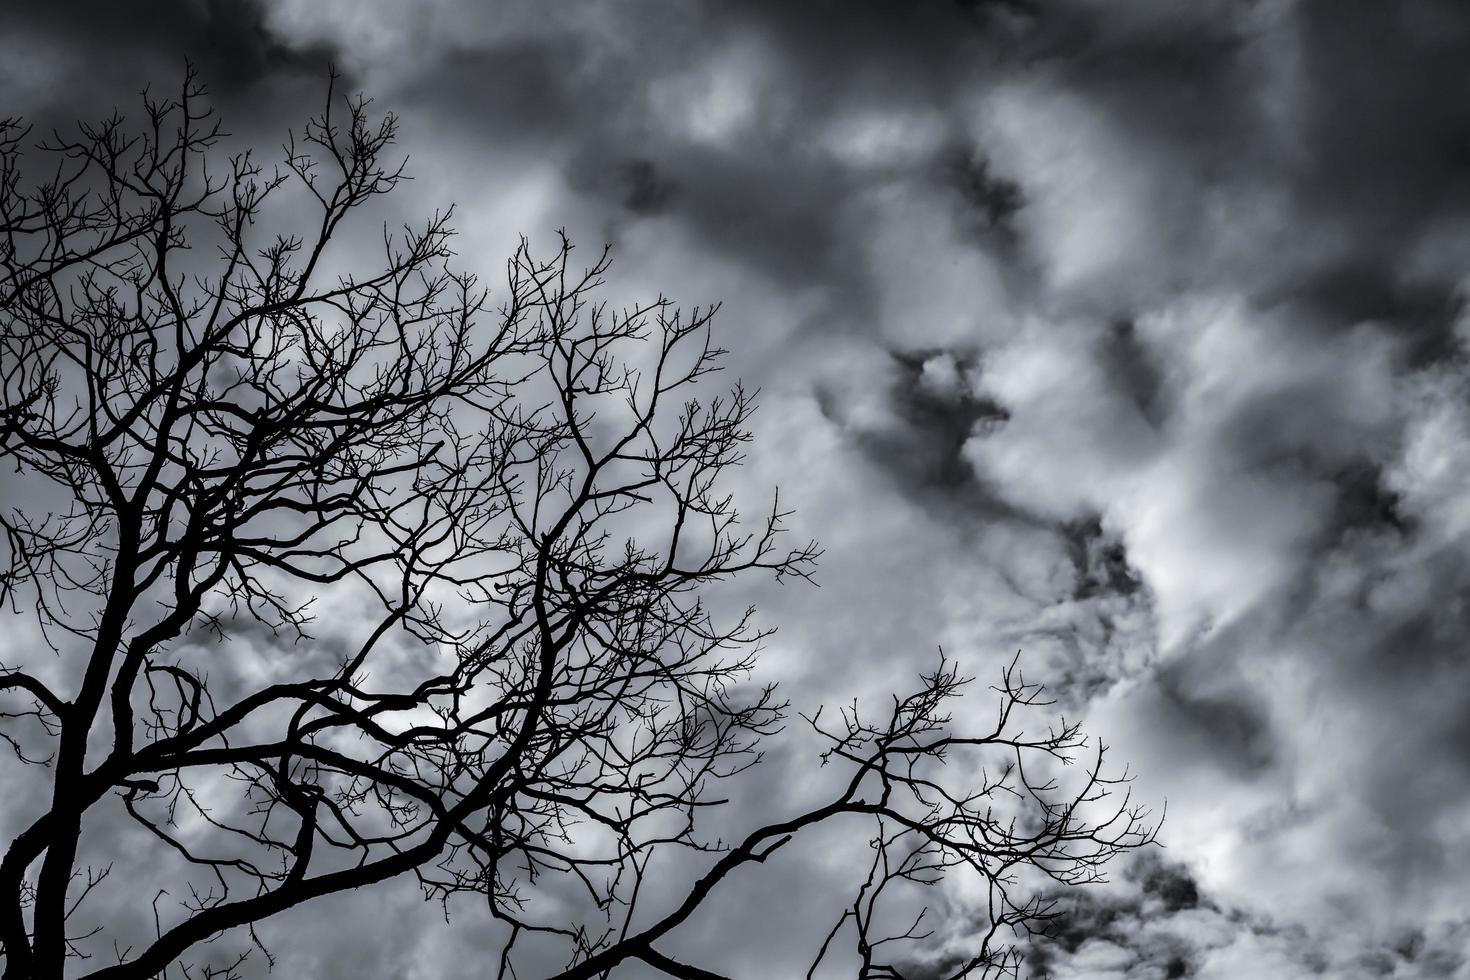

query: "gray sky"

left=5, top=1, right=1470, bottom=977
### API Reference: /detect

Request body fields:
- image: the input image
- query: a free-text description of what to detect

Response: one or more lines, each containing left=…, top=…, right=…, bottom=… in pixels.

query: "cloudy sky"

left=6, top=0, right=1470, bottom=977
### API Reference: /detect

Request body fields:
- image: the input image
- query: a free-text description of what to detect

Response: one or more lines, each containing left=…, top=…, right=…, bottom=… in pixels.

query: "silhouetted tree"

left=0, top=72, right=1154, bottom=980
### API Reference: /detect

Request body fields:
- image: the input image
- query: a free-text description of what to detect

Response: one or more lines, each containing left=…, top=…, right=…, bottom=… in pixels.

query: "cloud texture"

left=6, top=0, right=1470, bottom=976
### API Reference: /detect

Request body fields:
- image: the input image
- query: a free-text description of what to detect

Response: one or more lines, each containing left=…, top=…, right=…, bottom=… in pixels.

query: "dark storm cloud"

left=344, top=0, right=1045, bottom=331
left=946, top=150, right=1026, bottom=250
left=1152, top=653, right=1277, bottom=777
left=1098, top=319, right=1170, bottom=429
left=611, top=159, right=678, bottom=215
left=1051, top=851, right=1206, bottom=932
left=397, top=41, right=585, bottom=142
left=1011, top=0, right=1470, bottom=326
left=384, top=14, right=871, bottom=295
left=0, top=0, right=335, bottom=125
left=1060, top=519, right=1147, bottom=615
left=1266, top=268, right=1464, bottom=367
left=1325, top=460, right=1415, bottom=541
left=713, top=0, right=1006, bottom=98
left=1026, top=847, right=1470, bottom=980
left=610, top=148, right=858, bottom=285
left=816, top=348, right=1010, bottom=501
left=1288, top=2, right=1470, bottom=242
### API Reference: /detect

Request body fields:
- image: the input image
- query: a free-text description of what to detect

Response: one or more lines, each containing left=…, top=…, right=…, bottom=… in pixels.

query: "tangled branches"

left=0, top=73, right=1152, bottom=980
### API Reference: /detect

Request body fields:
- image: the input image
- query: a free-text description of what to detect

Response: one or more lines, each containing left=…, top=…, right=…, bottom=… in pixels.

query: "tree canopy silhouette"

left=0, top=72, right=1155, bottom=980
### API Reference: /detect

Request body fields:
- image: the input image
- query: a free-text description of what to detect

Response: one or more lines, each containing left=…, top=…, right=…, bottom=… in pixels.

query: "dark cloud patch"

left=1265, top=268, right=1466, bottom=371
left=715, top=0, right=1006, bottom=104
left=1326, top=461, right=1415, bottom=542
left=952, top=0, right=1040, bottom=20
left=985, top=0, right=1470, bottom=366
left=1038, top=892, right=1129, bottom=958
left=1149, top=656, right=1276, bottom=777
left=1, top=0, right=335, bottom=125
left=1016, top=851, right=1468, bottom=979
left=615, top=158, right=678, bottom=215
left=1132, top=853, right=1200, bottom=914
left=1045, top=8, right=1248, bottom=109
left=396, top=41, right=587, bottom=144
left=1063, top=518, right=1145, bottom=602
left=1100, top=319, right=1169, bottom=430
left=373, top=0, right=1023, bottom=305
left=1024, top=853, right=1208, bottom=978
left=1392, top=928, right=1467, bottom=977
left=814, top=348, right=1027, bottom=522
left=563, top=154, right=679, bottom=221
left=1016, top=1, right=1257, bottom=158
left=1025, top=518, right=1156, bottom=709
left=885, top=349, right=1008, bottom=491
left=1273, top=266, right=1456, bottom=336
left=946, top=149, right=1026, bottom=252
left=1291, top=1, right=1470, bottom=228
left=555, top=77, right=869, bottom=284
left=620, top=149, right=860, bottom=287
left=1347, top=565, right=1470, bottom=684
left=1212, top=366, right=1397, bottom=497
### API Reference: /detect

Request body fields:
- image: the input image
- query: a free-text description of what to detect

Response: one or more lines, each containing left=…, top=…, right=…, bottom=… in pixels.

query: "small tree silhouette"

left=0, top=72, right=1154, bottom=980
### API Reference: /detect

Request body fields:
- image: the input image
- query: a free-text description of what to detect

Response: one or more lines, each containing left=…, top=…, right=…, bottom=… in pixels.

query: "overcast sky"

left=6, top=1, right=1470, bottom=977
